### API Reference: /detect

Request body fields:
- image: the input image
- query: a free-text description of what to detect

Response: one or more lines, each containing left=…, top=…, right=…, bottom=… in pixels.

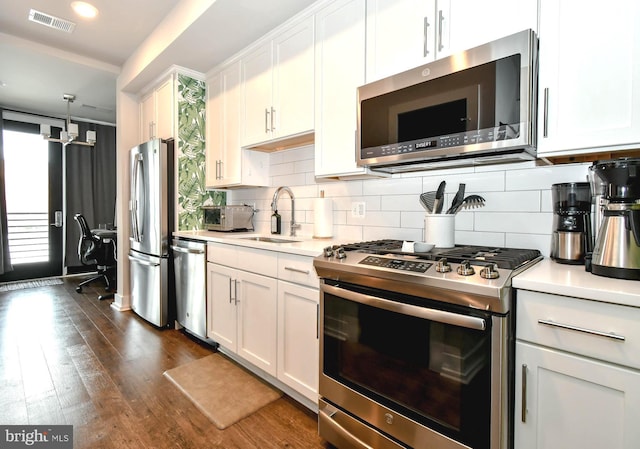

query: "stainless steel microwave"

left=202, top=205, right=254, bottom=232
left=356, top=29, right=538, bottom=173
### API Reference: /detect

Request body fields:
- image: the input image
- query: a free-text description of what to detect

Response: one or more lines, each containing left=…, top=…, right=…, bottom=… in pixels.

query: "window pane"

left=3, top=130, right=49, bottom=264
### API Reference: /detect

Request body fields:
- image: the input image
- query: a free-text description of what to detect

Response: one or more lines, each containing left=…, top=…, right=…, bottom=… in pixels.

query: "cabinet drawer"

left=236, top=246, right=278, bottom=278
left=207, top=242, right=237, bottom=265
left=278, top=253, right=318, bottom=288
left=516, top=290, right=640, bottom=370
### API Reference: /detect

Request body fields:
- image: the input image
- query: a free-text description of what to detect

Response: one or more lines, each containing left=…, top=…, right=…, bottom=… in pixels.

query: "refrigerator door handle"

left=131, top=153, right=144, bottom=242
left=128, top=253, right=161, bottom=267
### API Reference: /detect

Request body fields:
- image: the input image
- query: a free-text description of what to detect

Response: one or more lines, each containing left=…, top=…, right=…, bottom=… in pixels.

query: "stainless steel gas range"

left=313, top=240, right=542, bottom=449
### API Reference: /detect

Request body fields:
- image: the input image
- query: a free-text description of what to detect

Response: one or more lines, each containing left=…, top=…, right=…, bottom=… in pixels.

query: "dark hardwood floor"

left=0, top=276, right=328, bottom=448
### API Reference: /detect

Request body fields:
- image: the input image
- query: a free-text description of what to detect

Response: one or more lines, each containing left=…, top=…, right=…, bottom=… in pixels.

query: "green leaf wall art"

left=177, top=74, right=226, bottom=230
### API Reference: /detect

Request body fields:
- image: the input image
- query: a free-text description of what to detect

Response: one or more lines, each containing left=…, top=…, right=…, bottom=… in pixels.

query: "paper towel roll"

left=313, top=198, right=333, bottom=238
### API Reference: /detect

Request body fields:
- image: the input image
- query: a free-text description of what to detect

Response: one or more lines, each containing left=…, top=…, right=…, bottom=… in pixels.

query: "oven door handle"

left=322, top=284, right=486, bottom=331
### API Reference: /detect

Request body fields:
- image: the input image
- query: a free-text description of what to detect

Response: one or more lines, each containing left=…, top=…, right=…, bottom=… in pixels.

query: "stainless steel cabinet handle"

left=229, top=278, right=234, bottom=303
left=234, top=279, right=239, bottom=304
left=423, top=16, right=430, bottom=57
left=538, top=319, right=625, bottom=341
left=270, top=106, right=276, bottom=132
left=521, top=364, right=527, bottom=423
left=437, top=9, right=444, bottom=52
left=543, top=87, right=549, bottom=138
left=316, top=303, right=319, bottom=339
left=265, top=108, right=270, bottom=133
left=284, top=266, right=310, bottom=275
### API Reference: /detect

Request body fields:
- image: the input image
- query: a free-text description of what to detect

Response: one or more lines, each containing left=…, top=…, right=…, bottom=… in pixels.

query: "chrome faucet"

left=271, top=186, right=300, bottom=237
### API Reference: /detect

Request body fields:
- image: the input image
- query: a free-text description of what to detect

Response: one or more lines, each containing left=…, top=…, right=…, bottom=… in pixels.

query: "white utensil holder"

left=424, top=214, right=455, bottom=248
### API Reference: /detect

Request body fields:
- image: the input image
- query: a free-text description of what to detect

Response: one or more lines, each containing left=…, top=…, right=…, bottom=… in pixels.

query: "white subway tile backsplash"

left=227, top=146, right=599, bottom=255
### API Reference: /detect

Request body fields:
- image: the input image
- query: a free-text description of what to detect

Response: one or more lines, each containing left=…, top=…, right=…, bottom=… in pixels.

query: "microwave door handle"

left=322, top=284, right=486, bottom=331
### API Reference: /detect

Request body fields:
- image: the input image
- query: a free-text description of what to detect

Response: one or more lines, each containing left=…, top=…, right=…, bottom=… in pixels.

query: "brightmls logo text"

left=0, top=426, right=72, bottom=448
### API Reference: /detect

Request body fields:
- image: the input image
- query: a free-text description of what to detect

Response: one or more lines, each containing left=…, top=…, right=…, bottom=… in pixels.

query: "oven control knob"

left=435, top=258, right=452, bottom=273
left=323, top=246, right=334, bottom=258
left=480, top=263, right=500, bottom=279
left=457, top=260, right=475, bottom=276
left=335, top=247, right=347, bottom=259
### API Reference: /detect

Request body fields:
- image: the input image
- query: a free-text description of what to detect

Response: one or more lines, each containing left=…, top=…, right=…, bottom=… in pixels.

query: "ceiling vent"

left=28, top=9, right=76, bottom=33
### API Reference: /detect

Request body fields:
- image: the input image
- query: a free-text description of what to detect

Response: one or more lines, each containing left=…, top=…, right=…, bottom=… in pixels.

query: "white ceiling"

left=0, top=0, right=317, bottom=124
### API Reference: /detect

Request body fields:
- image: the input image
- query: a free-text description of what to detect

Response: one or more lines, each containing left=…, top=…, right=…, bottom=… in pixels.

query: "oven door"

left=320, top=280, right=503, bottom=449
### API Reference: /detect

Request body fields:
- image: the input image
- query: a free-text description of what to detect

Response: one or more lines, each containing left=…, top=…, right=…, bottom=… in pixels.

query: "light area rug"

left=0, top=278, right=63, bottom=292
left=163, top=353, right=282, bottom=429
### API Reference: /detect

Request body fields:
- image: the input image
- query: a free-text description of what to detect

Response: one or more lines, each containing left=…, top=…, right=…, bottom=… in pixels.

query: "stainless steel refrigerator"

left=128, top=138, right=174, bottom=327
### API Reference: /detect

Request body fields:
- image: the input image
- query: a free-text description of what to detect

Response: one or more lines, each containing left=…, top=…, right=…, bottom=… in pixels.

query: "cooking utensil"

left=446, top=183, right=466, bottom=214
left=420, top=191, right=437, bottom=213
left=449, top=194, right=486, bottom=214
left=433, top=181, right=446, bottom=214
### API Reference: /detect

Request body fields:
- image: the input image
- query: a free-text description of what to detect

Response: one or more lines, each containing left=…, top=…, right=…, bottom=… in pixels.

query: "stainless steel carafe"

left=550, top=182, right=592, bottom=264
left=590, top=158, right=640, bottom=280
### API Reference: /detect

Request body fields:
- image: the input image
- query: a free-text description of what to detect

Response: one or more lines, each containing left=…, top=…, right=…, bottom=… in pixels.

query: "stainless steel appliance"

left=171, top=238, right=207, bottom=340
left=314, top=240, right=542, bottom=449
left=356, top=29, right=538, bottom=173
left=129, top=138, right=174, bottom=327
left=590, top=158, right=640, bottom=280
left=550, top=182, right=593, bottom=264
left=202, top=205, right=254, bottom=231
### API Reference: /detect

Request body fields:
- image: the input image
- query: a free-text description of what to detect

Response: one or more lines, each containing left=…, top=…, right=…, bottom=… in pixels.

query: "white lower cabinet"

left=515, top=341, right=640, bottom=449
left=515, top=290, right=640, bottom=449
left=206, top=243, right=319, bottom=406
left=207, top=245, right=278, bottom=377
left=277, top=281, right=319, bottom=403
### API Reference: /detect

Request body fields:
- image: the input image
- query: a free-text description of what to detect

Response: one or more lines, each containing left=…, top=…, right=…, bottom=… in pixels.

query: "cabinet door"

left=140, top=91, right=155, bottom=142
left=448, top=0, right=537, bottom=54
left=206, top=63, right=243, bottom=188
left=365, top=0, right=436, bottom=82
left=538, top=0, right=640, bottom=156
left=272, top=17, right=315, bottom=138
left=154, top=75, right=174, bottom=139
left=314, top=0, right=368, bottom=178
left=277, top=281, right=319, bottom=402
left=242, top=43, right=274, bottom=146
left=515, top=341, right=640, bottom=449
left=205, top=72, right=223, bottom=188
left=237, top=270, right=278, bottom=376
left=207, top=263, right=237, bottom=351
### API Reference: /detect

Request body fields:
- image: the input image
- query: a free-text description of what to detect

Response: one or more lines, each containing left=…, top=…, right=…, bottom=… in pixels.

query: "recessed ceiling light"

left=71, top=1, right=98, bottom=19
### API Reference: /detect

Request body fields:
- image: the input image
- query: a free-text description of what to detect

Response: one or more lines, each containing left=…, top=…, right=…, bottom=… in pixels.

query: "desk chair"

left=74, top=214, right=116, bottom=300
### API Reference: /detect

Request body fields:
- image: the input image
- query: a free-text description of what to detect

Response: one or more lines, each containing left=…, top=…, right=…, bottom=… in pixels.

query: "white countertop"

left=173, top=230, right=345, bottom=258
left=513, top=258, right=640, bottom=308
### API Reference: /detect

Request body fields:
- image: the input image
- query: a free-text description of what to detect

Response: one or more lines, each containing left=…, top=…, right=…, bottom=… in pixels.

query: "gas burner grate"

left=335, top=240, right=541, bottom=270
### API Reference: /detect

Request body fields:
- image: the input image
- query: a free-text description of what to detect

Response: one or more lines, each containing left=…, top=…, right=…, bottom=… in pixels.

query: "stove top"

left=334, top=239, right=541, bottom=270
left=314, top=240, right=543, bottom=313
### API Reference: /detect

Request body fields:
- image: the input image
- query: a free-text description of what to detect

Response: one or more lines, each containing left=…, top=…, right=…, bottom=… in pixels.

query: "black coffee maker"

left=550, top=182, right=593, bottom=264
left=590, top=158, right=640, bottom=280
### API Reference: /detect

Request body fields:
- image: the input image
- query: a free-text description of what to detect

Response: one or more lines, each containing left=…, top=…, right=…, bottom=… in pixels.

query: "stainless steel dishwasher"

left=171, top=238, right=207, bottom=340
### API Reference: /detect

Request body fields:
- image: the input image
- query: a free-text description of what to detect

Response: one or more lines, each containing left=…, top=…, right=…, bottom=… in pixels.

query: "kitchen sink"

left=240, top=236, right=300, bottom=244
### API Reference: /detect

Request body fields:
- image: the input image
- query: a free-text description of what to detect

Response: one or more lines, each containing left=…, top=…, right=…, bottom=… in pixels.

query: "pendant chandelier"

left=40, top=94, right=95, bottom=147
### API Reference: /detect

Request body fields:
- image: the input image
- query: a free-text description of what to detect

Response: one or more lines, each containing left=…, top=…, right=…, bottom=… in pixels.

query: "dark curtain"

left=65, top=121, right=116, bottom=268
left=0, top=110, right=13, bottom=274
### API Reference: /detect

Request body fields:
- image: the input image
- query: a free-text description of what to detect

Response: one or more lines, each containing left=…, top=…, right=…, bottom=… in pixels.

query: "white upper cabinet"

left=140, top=74, right=174, bottom=142
left=365, top=0, right=447, bottom=82
left=315, top=0, right=383, bottom=178
left=366, top=0, right=537, bottom=83
left=241, top=17, right=315, bottom=148
left=206, top=63, right=270, bottom=189
left=537, top=0, right=640, bottom=156
left=447, top=0, right=537, bottom=57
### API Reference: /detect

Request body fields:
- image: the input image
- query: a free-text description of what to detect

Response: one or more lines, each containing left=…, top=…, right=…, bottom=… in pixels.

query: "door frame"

left=0, top=119, right=64, bottom=282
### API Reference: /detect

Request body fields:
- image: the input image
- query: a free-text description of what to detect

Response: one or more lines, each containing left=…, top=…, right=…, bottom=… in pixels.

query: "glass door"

left=0, top=120, right=63, bottom=281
